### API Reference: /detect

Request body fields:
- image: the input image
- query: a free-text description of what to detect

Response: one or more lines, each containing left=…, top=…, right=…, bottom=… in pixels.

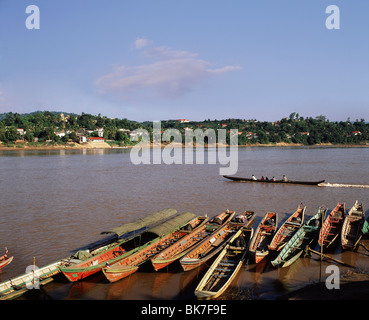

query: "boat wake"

left=319, top=182, right=369, bottom=189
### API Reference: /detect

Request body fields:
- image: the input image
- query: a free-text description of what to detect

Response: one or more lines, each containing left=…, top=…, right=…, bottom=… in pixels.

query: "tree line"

left=0, top=111, right=368, bottom=146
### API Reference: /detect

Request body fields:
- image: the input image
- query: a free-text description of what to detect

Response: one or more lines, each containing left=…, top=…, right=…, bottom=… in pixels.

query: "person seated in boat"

left=265, top=176, right=269, bottom=181
left=252, top=174, right=257, bottom=180
left=261, top=176, right=264, bottom=180
left=282, top=175, right=288, bottom=182
left=272, top=177, right=276, bottom=181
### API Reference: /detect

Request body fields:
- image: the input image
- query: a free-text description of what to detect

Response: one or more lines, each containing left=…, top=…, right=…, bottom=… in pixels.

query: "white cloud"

left=134, top=37, right=153, bottom=49
left=95, top=39, right=242, bottom=99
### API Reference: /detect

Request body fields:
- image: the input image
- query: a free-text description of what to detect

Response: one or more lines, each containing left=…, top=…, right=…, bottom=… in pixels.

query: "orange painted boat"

left=179, top=211, right=255, bottom=272
left=102, top=213, right=207, bottom=283
left=268, top=204, right=305, bottom=252
left=249, top=212, right=278, bottom=263
left=319, top=202, right=345, bottom=249
left=151, top=210, right=242, bottom=271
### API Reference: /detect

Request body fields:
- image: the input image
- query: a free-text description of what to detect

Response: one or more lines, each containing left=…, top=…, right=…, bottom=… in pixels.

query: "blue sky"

left=0, top=0, right=368, bottom=122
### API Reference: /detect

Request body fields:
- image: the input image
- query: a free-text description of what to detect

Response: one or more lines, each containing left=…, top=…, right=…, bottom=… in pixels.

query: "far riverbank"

left=1, top=141, right=369, bottom=151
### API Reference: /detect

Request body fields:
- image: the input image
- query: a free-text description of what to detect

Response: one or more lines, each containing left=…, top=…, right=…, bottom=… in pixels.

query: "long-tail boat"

left=319, top=203, right=346, bottom=249
left=271, top=207, right=325, bottom=268
left=223, top=175, right=325, bottom=186
left=102, top=213, right=207, bottom=283
left=195, top=227, right=254, bottom=299
left=1, top=209, right=178, bottom=298
left=60, top=208, right=178, bottom=282
left=341, top=201, right=365, bottom=250
left=268, top=204, right=305, bottom=252
left=151, top=211, right=251, bottom=271
left=249, top=212, right=278, bottom=263
left=180, top=211, right=255, bottom=272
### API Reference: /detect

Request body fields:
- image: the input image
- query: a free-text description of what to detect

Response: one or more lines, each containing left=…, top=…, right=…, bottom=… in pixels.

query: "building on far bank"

left=88, top=137, right=105, bottom=143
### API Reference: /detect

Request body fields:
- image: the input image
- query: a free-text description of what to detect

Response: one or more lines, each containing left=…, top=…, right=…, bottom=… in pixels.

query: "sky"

left=0, top=0, right=368, bottom=122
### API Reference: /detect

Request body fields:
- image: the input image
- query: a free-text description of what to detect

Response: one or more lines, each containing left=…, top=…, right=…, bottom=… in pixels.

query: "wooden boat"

left=180, top=211, right=255, bottom=272
left=151, top=211, right=240, bottom=271
left=60, top=208, right=179, bottom=282
left=318, top=203, right=346, bottom=249
left=102, top=214, right=207, bottom=283
left=271, top=207, right=325, bottom=268
left=341, top=201, right=365, bottom=250
left=223, top=175, right=325, bottom=186
left=195, top=227, right=254, bottom=299
left=1, top=209, right=179, bottom=298
left=249, top=212, right=278, bottom=263
left=0, top=254, right=13, bottom=272
left=268, top=204, right=305, bottom=252
left=0, top=258, right=67, bottom=300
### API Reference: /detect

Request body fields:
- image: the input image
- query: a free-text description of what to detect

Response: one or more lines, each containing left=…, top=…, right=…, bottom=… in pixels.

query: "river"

left=0, top=146, right=368, bottom=300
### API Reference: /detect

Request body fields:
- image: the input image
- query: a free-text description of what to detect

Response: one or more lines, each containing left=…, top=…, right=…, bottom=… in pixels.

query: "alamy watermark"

left=129, top=121, right=238, bottom=175
left=325, top=265, right=340, bottom=290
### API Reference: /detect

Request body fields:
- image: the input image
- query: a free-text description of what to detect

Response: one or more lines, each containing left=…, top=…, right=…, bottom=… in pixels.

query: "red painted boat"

left=151, top=210, right=240, bottom=271
left=102, top=214, right=207, bottom=283
left=179, top=211, right=255, bottom=272
left=249, top=212, right=278, bottom=263
left=268, top=204, right=305, bottom=252
left=0, top=254, right=13, bottom=272
left=319, top=202, right=346, bottom=249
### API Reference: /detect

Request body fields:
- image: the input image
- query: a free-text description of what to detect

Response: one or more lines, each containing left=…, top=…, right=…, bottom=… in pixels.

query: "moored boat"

left=0, top=250, right=13, bottom=272
left=1, top=208, right=179, bottom=298
left=223, top=175, right=325, bottom=186
left=249, top=212, right=278, bottom=263
left=271, top=207, right=325, bottom=268
left=195, top=227, right=254, bottom=299
left=102, top=213, right=206, bottom=283
left=341, top=201, right=365, bottom=250
left=151, top=211, right=253, bottom=271
left=0, top=255, right=13, bottom=272
left=268, top=204, right=305, bottom=252
left=59, top=208, right=178, bottom=282
left=319, top=203, right=346, bottom=249
left=180, top=211, right=253, bottom=272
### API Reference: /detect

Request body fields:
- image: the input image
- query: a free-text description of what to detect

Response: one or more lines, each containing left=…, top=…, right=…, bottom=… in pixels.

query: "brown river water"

left=1, top=146, right=369, bottom=300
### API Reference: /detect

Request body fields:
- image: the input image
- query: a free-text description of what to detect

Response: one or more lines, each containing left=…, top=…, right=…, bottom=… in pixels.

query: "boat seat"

left=219, top=262, right=236, bottom=266
left=214, top=274, right=230, bottom=278
left=228, top=246, right=245, bottom=251
left=215, top=268, right=232, bottom=272
left=285, top=222, right=301, bottom=226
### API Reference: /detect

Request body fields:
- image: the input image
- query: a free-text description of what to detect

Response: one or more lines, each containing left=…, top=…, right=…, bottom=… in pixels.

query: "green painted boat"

left=271, top=207, right=326, bottom=268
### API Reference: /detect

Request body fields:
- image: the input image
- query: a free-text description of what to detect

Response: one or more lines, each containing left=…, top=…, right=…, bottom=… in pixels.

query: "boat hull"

left=341, top=201, right=364, bottom=250
left=223, top=175, right=324, bottom=186
left=0, top=256, right=13, bottom=271
left=249, top=212, right=278, bottom=263
left=319, top=203, right=345, bottom=249
left=102, top=215, right=208, bottom=282
left=195, top=228, right=253, bottom=299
